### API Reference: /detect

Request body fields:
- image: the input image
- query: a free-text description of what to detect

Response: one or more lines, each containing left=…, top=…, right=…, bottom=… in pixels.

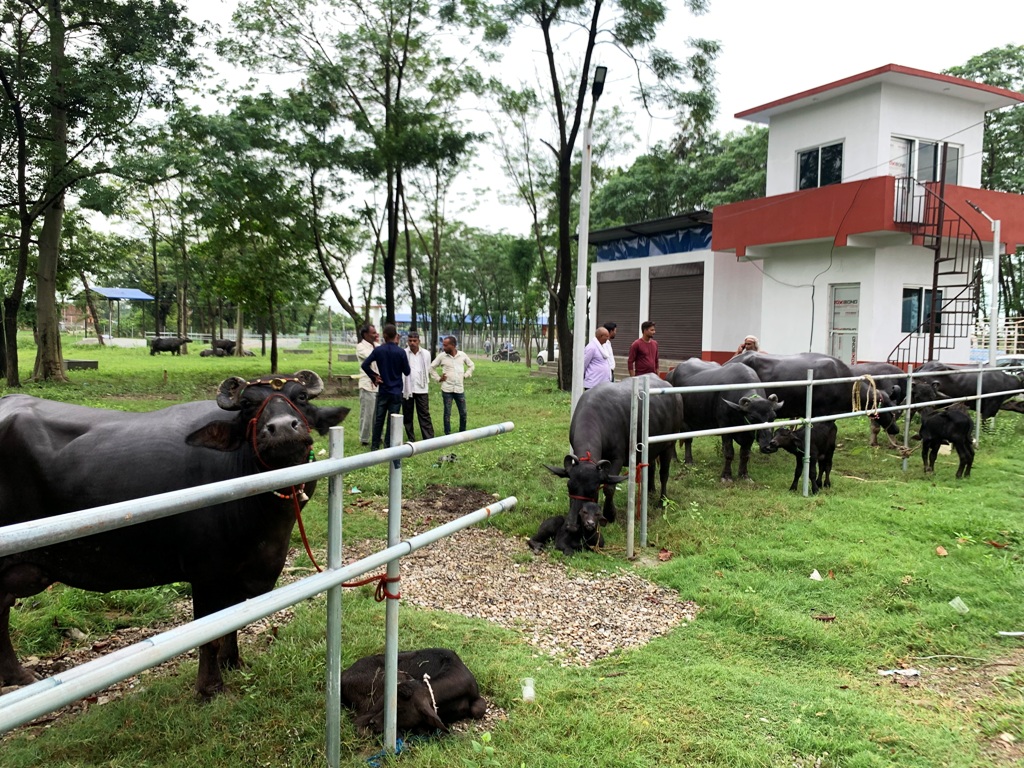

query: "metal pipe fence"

left=626, top=365, right=1024, bottom=552
left=0, top=419, right=516, bottom=768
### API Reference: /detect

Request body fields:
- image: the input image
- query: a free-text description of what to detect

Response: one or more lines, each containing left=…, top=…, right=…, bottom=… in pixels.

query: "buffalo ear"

left=890, top=385, right=902, bottom=402
left=216, top=376, right=248, bottom=410
left=312, top=405, right=350, bottom=435
left=544, top=463, right=570, bottom=478
left=413, top=693, right=449, bottom=734
left=186, top=420, right=243, bottom=451
left=722, top=398, right=743, bottom=412
left=605, top=473, right=629, bottom=485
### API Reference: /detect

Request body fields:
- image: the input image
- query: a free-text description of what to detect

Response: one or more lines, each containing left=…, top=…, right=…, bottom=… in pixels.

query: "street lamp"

left=571, top=65, right=608, bottom=415
left=967, top=200, right=1002, bottom=366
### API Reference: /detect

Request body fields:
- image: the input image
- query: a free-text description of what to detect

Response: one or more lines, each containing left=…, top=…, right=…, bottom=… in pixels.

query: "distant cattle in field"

left=911, top=380, right=975, bottom=478
left=199, top=348, right=226, bottom=357
left=150, top=336, right=192, bottom=355
left=765, top=421, right=838, bottom=494
left=212, top=338, right=236, bottom=355
left=667, top=359, right=782, bottom=482
left=0, top=371, right=349, bottom=698
left=341, top=648, right=487, bottom=734
left=528, top=501, right=604, bottom=556
left=546, top=376, right=684, bottom=531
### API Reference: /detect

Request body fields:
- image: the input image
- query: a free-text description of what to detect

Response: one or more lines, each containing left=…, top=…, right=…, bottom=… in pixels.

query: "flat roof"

left=91, top=287, right=154, bottom=300
left=737, top=64, right=1024, bottom=124
left=589, top=211, right=712, bottom=244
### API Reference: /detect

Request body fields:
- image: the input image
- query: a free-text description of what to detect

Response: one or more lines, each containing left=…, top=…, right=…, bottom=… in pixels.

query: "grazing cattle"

left=910, top=380, right=975, bottom=478
left=341, top=648, right=487, bottom=735
left=913, top=361, right=1021, bottom=420
left=546, top=375, right=684, bottom=531
left=528, top=501, right=604, bottom=556
left=728, top=352, right=901, bottom=440
left=149, top=336, right=193, bottom=355
left=212, top=338, right=237, bottom=355
left=0, top=371, right=349, bottom=699
left=199, top=348, right=226, bottom=357
left=850, top=362, right=907, bottom=447
left=764, top=422, right=838, bottom=493
left=667, top=359, right=782, bottom=481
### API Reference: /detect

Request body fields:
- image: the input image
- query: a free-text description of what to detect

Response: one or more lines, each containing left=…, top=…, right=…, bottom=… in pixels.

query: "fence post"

left=640, top=375, right=651, bottom=549
left=902, top=366, right=915, bottom=473
left=383, top=413, right=404, bottom=752
left=803, top=370, right=813, bottom=497
left=975, top=367, right=984, bottom=445
left=326, top=426, right=345, bottom=768
left=626, top=376, right=639, bottom=559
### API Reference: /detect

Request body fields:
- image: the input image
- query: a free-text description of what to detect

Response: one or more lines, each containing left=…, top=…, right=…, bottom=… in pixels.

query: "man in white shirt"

left=601, top=321, right=617, bottom=381
left=583, top=327, right=613, bottom=390
left=355, top=324, right=379, bottom=446
left=430, top=335, right=475, bottom=434
left=402, top=330, right=435, bottom=441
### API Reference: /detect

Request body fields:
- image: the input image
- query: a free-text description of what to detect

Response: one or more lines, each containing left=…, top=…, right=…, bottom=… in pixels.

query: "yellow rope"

left=852, top=374, right=881, bottom=416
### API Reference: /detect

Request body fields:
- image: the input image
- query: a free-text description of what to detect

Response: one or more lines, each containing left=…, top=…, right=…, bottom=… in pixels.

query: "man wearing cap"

left=402, top=331, right=435, bottom=441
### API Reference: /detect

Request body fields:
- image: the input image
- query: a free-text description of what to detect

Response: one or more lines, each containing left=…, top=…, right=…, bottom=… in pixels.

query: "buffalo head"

left=186, top=370, right=349, bottom=468
left=724, top=393, right=783, bottom=453
left=545, top=453, right=628, bottom=531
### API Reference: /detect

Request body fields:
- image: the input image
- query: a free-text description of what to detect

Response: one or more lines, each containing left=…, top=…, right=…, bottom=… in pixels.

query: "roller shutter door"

left=649, top=263, right=704, bottom=361
left=595, top=269, right=640, bottom=361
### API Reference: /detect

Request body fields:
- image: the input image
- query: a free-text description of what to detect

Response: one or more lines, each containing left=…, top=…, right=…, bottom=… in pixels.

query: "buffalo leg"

left=735, top=434, right=755, bottom=481
left=657, top=451, right=671, bottom=501
left=683, top=438, right=695, bottom=465
left=601, top=483, right=617, bottom=525
left=720, top=436, right=735, bottom=482
left=869, top=421, right=880, bottom=448
left=529, top=517, right=563, bottom=552
left=1, top=593, right=38, bottom=686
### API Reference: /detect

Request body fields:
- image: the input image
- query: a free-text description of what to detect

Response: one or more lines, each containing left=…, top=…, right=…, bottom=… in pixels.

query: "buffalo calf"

left=528, top=501, right=604, bottom=556
left=765, top=422, right=837, bottom=493
left=916, top=404, right=974, bottom=479
left=341, top=648, right=487, bottom=735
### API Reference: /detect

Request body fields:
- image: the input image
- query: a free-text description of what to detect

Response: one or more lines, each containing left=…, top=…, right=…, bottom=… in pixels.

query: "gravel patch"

left=343, top=525, right=698, bottom=667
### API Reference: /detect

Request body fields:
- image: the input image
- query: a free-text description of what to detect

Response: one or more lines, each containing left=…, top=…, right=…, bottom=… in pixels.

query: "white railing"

left=0, top=417, right=516, bottom=767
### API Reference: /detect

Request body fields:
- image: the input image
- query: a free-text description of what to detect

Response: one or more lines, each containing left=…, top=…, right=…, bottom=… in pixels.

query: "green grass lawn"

left=2, top=336, right=1024, bottom=767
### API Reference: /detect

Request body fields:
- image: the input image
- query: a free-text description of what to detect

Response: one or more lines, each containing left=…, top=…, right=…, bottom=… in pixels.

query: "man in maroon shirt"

left=627, top=321, right=659, bottom=376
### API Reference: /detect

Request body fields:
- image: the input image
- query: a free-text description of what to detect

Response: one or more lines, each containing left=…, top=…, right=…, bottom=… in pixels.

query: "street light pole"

left=571, top=65, right=608, bottom=416
left=968, top=201, right=1002, bottom=366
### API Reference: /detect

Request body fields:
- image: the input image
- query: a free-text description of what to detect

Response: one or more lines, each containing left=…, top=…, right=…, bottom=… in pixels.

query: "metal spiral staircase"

left=886, top=177, right=984, bottom=368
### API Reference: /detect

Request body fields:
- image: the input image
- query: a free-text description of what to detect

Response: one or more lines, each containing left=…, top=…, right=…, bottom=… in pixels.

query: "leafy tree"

left=945, top=46, right=1024, bottom=320
left=488, top=0, right=718, bottom=390
left=591, top=126, right=768, bottom=227
left=225, top=0, right=486, bottom=325
left=0, top=0, right=198, bottom=384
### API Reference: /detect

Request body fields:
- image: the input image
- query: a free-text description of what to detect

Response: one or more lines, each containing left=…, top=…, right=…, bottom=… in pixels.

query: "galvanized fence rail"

left=624, top=366, right=1024, bottom=557
left=1, top=416, right=516, bottom=767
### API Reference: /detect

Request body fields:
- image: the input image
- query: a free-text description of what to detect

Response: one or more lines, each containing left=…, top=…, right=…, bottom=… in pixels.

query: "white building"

left=590, top=64, right=1024, bottom=367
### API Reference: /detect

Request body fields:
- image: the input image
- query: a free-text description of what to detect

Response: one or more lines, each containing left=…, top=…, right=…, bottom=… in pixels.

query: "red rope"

left=634, top=462, right=650, bottom=520
left=341, top=573, right=401, bottom=602
left=290, top=492, right=321, bottom=573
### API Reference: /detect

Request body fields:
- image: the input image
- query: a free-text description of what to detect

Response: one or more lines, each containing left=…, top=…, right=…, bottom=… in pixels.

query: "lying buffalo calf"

left=528, top=501, right=604, bottom=556
left=765, top=422, right=837, bottom=493
left=342, top=648, right=487, bottom=734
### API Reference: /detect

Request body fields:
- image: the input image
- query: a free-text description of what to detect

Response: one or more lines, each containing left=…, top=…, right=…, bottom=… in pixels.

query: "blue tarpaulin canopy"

left=91, top=287, right=154, bottom=301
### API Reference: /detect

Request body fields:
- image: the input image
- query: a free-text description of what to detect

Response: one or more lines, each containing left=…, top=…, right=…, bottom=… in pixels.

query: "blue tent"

left=89, top=287, right=154, bottom=337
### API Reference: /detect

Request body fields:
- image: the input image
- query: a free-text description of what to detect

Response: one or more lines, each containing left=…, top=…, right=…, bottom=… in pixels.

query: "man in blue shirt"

left=360, top=323, right=411, bottom=450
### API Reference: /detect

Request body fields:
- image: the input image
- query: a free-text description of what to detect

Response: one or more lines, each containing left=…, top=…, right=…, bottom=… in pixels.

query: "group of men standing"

left=582, top=319, right=661, bottom=389
left=356, top=323, right=475, bottom=451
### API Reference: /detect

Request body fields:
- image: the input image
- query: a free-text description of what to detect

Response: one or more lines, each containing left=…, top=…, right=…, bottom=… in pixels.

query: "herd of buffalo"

left=0, top=350, right=1021, bottom=738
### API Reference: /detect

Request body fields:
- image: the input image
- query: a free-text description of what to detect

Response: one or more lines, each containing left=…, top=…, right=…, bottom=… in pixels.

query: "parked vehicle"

left=537, top=344, right=559, bottom=366
left=493, top=348, right=521, bottom=363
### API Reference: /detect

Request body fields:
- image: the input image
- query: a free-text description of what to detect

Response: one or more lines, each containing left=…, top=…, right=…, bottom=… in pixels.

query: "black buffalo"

left=528, top=501, right=604, bottom=556
left=849, top=362, right=907, bottom=447
left=546, top=376, right=684, bottom=531
left=764, top=422, right=838, bottom=493
left=0, top=370, right=348, bottom=699
left=913, top=361, right=1021, bottom=420
left=728, top=352, right=901, bottom=440
left=149, top=336, right=193, bottom=355
left=341, top=648, right=487, bottom=734
left=667, top=359, right=782, bottom=481
left=909, top=379, right=975, bottom=479
left=212, top=338, right=237, bottom=355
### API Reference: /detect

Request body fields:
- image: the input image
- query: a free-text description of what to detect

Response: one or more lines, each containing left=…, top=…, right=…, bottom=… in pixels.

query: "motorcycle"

left=492, top=348, right=521, bottom=363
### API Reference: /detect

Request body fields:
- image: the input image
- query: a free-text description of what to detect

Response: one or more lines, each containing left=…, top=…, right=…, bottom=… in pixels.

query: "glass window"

left=797, top=142, right=843, bottom=190
left=918, top=141, right=938, bottom=182
left=901, top=287, right=942, bottom=333
left=890, top=136, right=961, bottom=183
left=944, top=145, right=960, bottom=185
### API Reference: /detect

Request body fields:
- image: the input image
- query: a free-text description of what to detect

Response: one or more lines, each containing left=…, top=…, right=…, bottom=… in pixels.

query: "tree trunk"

left=33, top=195, right=68, bottom=381
left=234, top=306, right=244, bottom=355
left=555, top=150, right=573, bottom=391
left=79, top=271, right=105, bottom=347
left=268, top=294, right=278, bottom=373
